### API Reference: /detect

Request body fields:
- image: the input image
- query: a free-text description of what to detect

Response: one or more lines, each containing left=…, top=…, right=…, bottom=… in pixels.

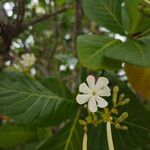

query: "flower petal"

left=95, top=95, right=108, bottom=108
left=96, top=86, right=111, bottom=97
left=88, top=96, right=97, bottom=112
left=79, top=83, right=91, bottom=94
left=95, top=77, right=109, bottom=90
left=76, top=94, right=91, bottom=105
left=87, top=75, right=95, bottom=89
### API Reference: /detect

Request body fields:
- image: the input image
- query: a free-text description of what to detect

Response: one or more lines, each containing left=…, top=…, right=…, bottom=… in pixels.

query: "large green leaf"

left=88, top=72, right=150, bottom=150
left=88, top=123, right=108, bottom=150
left=0, top=124, right=38, bottom=148
left=41, top=77, right=73, bottom=100
left=104, top=36, right=150, bottom=67
left=83, top=0, right=125, bottom=34
left=36, top=109, right=83, bottom=150
left=124, top=0, right=150, bottom=34
left=77, top=35, right=122, bottom=70
left=0, top=72, right=77, bottom=126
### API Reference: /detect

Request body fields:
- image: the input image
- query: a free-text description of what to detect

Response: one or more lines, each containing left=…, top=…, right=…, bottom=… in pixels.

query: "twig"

left=21, top=5, right=73, bottom=32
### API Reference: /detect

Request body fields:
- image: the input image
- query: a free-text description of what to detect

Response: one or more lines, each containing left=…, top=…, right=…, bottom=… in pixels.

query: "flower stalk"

left=106, top=122, right=115, bottom=150
left=82, top=131, right=88, bottom=150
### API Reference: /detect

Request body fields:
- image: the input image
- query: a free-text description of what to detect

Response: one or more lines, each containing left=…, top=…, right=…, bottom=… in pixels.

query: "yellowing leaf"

left=125, top=65, right=150, bottom=101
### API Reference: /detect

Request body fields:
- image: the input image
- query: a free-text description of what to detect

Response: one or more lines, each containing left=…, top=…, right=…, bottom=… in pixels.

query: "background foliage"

left=0, top=0, right=150, bottom=150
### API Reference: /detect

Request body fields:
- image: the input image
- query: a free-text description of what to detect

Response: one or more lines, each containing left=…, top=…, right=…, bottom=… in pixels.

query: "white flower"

left=76, top=75, right=111, bottom=112
left=20, top=53, right=36, bottom=68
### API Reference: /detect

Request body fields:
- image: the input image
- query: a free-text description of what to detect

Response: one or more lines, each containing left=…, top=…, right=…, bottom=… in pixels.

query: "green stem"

left=106, top=122, right=115, bottom=150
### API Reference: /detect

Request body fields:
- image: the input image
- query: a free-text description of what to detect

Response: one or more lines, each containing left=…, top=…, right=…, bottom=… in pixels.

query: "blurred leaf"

left=0, top=124, right=38, bottom=148
left=125, top=64, right=150, bottom=101
left=36, top=109, right=83, bottom=150
left=83, top=0, right=125, bottom=34
left=124, top=0, right=150, bottom=34
left=0, top=71, right=77, bottom=127
left=55, top=54, right=78, bottom=67
left=104, top=36, right=150, bottom=67
left=77, top=35, right=122, bottom=70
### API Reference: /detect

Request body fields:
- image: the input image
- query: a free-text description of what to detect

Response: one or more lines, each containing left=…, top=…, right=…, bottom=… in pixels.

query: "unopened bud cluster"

left=102, top=86, right=130, bottom=130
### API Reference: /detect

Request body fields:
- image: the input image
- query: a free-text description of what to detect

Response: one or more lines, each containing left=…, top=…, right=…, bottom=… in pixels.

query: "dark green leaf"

left=77, top=35, right=122, bottom=70
left=41, top=77, right=73, bottom=100
left=88, top=123, right=108, bottom=150
left=104, top=36, right=150, bottom=67
left=83, top=0, right=125, bottom=34
left=0, top=124, right=38, bottom=148
left=36, top=109, right=83, bottom=150
left=0, top=72, right=77, bottom=127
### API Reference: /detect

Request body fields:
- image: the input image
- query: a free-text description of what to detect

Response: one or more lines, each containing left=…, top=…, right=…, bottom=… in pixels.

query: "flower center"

left=92, top=91, right=96, bottom=96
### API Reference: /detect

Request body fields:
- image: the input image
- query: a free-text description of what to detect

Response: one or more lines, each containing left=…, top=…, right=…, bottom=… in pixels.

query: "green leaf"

left=124, top=0, right=150, bottom=34
left=41, top=77, right=73, bottom=100
left=77, top=35, right=122, bottom=70
left=0, top=72, right=77, bottom=127
left=104, top=36, right=150, bottom=67
left=83, top=0, right=125, bottom=34
left=88, top=72, right=150, bottom=149
left=0, top=124, right=38, bottom=148
left=121, top=5, right=131, bottom=32
left=36, top=109, right=83, bottom=150
left=88, top=123, right=108, bottom=150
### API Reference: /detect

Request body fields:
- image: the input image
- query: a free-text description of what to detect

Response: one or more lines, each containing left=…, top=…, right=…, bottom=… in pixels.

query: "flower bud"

left=113, top=86, right=119, bottom=93
left=117, top=112, right=128, bottom=123
left=111, top=108, right=118, bottom=114
left=83, top=126, right=88, bottom=132
left=121, top=126, right=128, bottom=130
left=119, top=93, right=125, bottom=102
left=115, top=123, right=121, bottom=129
left=113, top=86, right=119, bottom=106
left=119, top=98, right=130, bottom=106
left=122, top=112, right=128, bottom=119
left=79, top=120, right=86, bottom=126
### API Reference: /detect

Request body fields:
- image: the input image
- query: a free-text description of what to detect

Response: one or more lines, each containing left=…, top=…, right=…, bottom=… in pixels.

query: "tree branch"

left=0, top=2, right=73, bottom=71
left=72, top=0, right=83, bottom=53
left=13, top=0, right=25, bottom=28
left=20, top=5, right=73, bottom=32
